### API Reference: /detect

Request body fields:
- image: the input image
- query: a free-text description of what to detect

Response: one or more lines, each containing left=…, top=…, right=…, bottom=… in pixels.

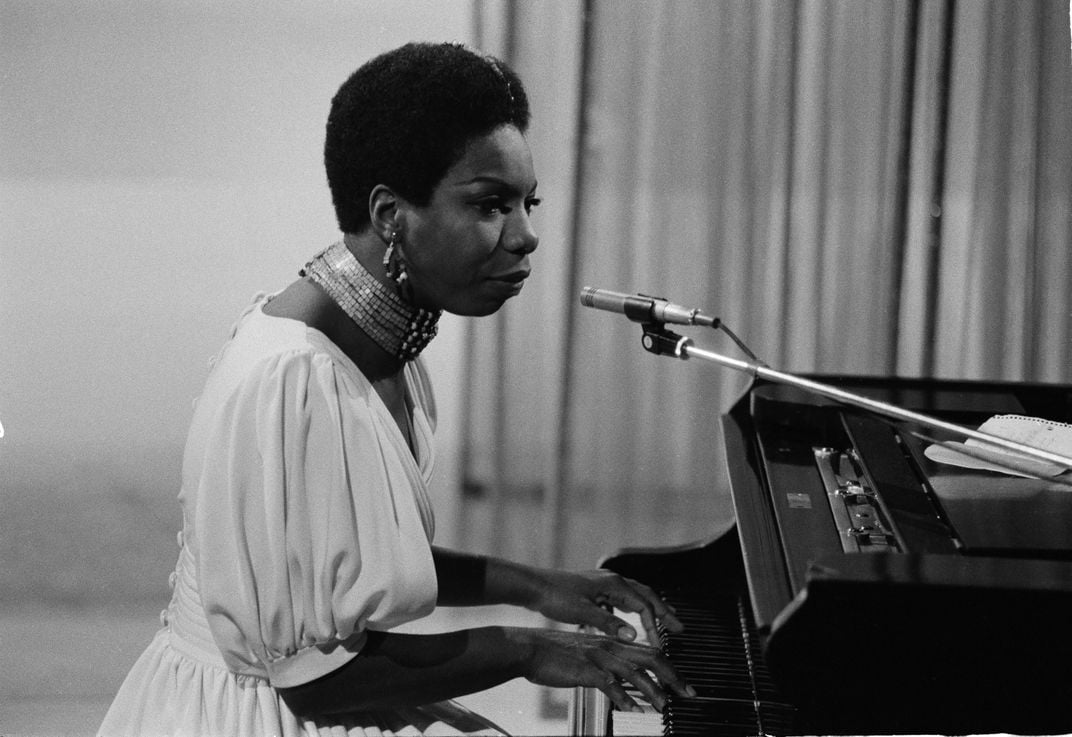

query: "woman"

left=99, top=42, right=692, bottom=736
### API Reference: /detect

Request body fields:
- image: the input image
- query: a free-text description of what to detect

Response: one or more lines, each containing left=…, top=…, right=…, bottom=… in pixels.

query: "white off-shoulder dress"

left=99, top=295, right=504, bottom=737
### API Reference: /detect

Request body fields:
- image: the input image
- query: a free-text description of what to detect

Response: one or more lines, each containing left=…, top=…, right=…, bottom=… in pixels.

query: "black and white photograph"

left=1, top=1, right=1071, bottom=735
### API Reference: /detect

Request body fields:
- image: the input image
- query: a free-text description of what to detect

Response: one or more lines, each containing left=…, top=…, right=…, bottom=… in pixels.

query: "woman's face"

left=399, top=124, right=540, bottom=316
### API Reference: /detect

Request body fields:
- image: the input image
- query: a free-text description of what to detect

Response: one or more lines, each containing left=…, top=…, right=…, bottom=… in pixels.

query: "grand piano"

left=570, top=375, right=1072, bottom=736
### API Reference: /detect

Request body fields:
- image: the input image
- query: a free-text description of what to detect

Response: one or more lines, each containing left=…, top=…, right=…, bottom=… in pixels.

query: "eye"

left=524, top=197, right=542, bottom=214
left=476, top=197, right=511, bottom=216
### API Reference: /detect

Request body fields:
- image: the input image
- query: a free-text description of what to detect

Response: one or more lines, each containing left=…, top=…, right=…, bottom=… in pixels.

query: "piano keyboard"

left=606, top=585, right=798, bottom=737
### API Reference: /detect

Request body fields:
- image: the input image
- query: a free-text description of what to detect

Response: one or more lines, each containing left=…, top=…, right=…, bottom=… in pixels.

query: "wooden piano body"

left=570, top=376, right=1072, bottom=736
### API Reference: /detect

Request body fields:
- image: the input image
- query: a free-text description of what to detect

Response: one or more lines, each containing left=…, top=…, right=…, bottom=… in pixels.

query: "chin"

left=450, top=295, right=515, bottom=318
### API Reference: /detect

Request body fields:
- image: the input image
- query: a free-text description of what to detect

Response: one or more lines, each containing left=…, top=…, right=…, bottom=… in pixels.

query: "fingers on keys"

left=593, top=642, right=695, bottom=713
left=608, top=578, right=683, bottom=643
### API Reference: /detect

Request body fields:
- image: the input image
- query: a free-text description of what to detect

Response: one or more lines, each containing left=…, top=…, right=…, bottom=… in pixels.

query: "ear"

left=368, top=184, right=405, bottom=243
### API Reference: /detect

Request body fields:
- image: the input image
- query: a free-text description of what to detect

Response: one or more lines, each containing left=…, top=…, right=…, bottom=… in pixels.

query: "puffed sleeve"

left=194, top=348, right=438, bottom=687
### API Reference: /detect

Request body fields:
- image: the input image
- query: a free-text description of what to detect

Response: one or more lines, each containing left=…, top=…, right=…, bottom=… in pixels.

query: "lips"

left=491, top=269, right=530, bottom=284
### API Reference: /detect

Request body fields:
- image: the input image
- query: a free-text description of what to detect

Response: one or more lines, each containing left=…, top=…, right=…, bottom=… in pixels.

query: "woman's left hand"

left=523, top=568, right=683, bottom=644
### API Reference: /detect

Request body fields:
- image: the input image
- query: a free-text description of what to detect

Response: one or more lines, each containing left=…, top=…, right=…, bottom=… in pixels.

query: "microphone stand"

left=639, top=322, right=1072, bottom=472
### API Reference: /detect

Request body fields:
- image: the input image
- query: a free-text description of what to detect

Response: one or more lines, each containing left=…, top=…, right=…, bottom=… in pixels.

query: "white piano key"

left=607, top=608, right=667, bottom=735
left=615, top=608, right=651, bottom=645
left=609, top=708, right=664, bottom=736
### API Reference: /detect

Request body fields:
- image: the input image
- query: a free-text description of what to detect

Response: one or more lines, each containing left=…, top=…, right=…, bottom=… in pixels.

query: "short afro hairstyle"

left=325, top=42, right=531, bottom=233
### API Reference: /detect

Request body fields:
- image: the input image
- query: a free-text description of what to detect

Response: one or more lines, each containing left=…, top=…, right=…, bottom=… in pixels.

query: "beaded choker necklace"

left=301, top=240, right=441, bottom=362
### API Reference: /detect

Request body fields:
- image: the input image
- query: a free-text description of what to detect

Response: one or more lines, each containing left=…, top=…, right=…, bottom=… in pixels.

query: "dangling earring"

left=383, top=231, right=413, bottom=300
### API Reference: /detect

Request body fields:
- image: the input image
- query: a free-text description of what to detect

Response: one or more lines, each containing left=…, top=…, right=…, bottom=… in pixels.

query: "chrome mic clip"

left=640, top=323, right=693, bottom=359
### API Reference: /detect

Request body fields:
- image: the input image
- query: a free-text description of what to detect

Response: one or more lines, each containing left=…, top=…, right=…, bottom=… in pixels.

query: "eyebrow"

left=454, top=175, right=539, bottom=194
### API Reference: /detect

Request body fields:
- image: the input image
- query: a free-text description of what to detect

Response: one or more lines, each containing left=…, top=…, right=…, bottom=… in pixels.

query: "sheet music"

left=925, top=414, right=1072, bottom=478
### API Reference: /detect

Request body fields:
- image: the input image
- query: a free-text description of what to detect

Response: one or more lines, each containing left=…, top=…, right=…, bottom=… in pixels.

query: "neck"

left=342, top=230, right=392, bottom=285
left=338, top=230, right=409, bottom=379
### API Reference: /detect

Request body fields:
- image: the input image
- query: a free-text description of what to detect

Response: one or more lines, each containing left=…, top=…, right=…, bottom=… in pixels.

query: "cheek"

left=408, top=218, right=502, bottom=283
left=439, top=224, right=502, bottom=267
left=471, top=221, right=505, bottom=256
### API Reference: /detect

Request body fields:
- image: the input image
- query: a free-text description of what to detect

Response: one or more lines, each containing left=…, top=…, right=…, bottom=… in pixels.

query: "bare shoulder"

left=262, top=278, right=326, bottom=322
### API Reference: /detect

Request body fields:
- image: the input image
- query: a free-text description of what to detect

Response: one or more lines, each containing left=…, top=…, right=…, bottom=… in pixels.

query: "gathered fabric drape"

left=460, top=0, right=1072, bottom=570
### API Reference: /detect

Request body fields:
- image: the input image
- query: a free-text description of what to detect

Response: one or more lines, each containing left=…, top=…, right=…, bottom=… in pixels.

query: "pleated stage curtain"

left=459, top=0, right=1072, bottom=570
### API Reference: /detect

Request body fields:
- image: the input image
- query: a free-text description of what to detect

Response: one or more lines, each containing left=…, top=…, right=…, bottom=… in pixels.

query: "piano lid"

left=722, top=375, right=1072, bottom=734
left=748, top=376, right=1072, bottom=557
left=724, top=375, right=1072, bottom=627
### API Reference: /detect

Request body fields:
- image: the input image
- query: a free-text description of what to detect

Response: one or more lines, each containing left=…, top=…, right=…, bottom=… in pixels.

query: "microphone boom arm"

left=638, top=322, right=1072, bottom=472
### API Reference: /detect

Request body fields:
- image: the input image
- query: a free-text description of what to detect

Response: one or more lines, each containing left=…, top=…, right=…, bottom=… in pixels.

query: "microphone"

left=579, top=286, right=719, bottom=327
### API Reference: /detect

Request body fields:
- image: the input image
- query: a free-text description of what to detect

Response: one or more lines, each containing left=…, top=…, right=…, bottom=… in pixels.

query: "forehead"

left=443, top=125, right=536, bottom=190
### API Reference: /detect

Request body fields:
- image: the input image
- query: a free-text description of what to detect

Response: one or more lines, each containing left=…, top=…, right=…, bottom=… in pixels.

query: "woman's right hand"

left=506, top=627, right=695, bottom=714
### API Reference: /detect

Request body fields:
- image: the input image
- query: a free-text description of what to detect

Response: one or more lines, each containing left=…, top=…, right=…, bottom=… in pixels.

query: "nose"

left=503, top=209, right=539, bottom=255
